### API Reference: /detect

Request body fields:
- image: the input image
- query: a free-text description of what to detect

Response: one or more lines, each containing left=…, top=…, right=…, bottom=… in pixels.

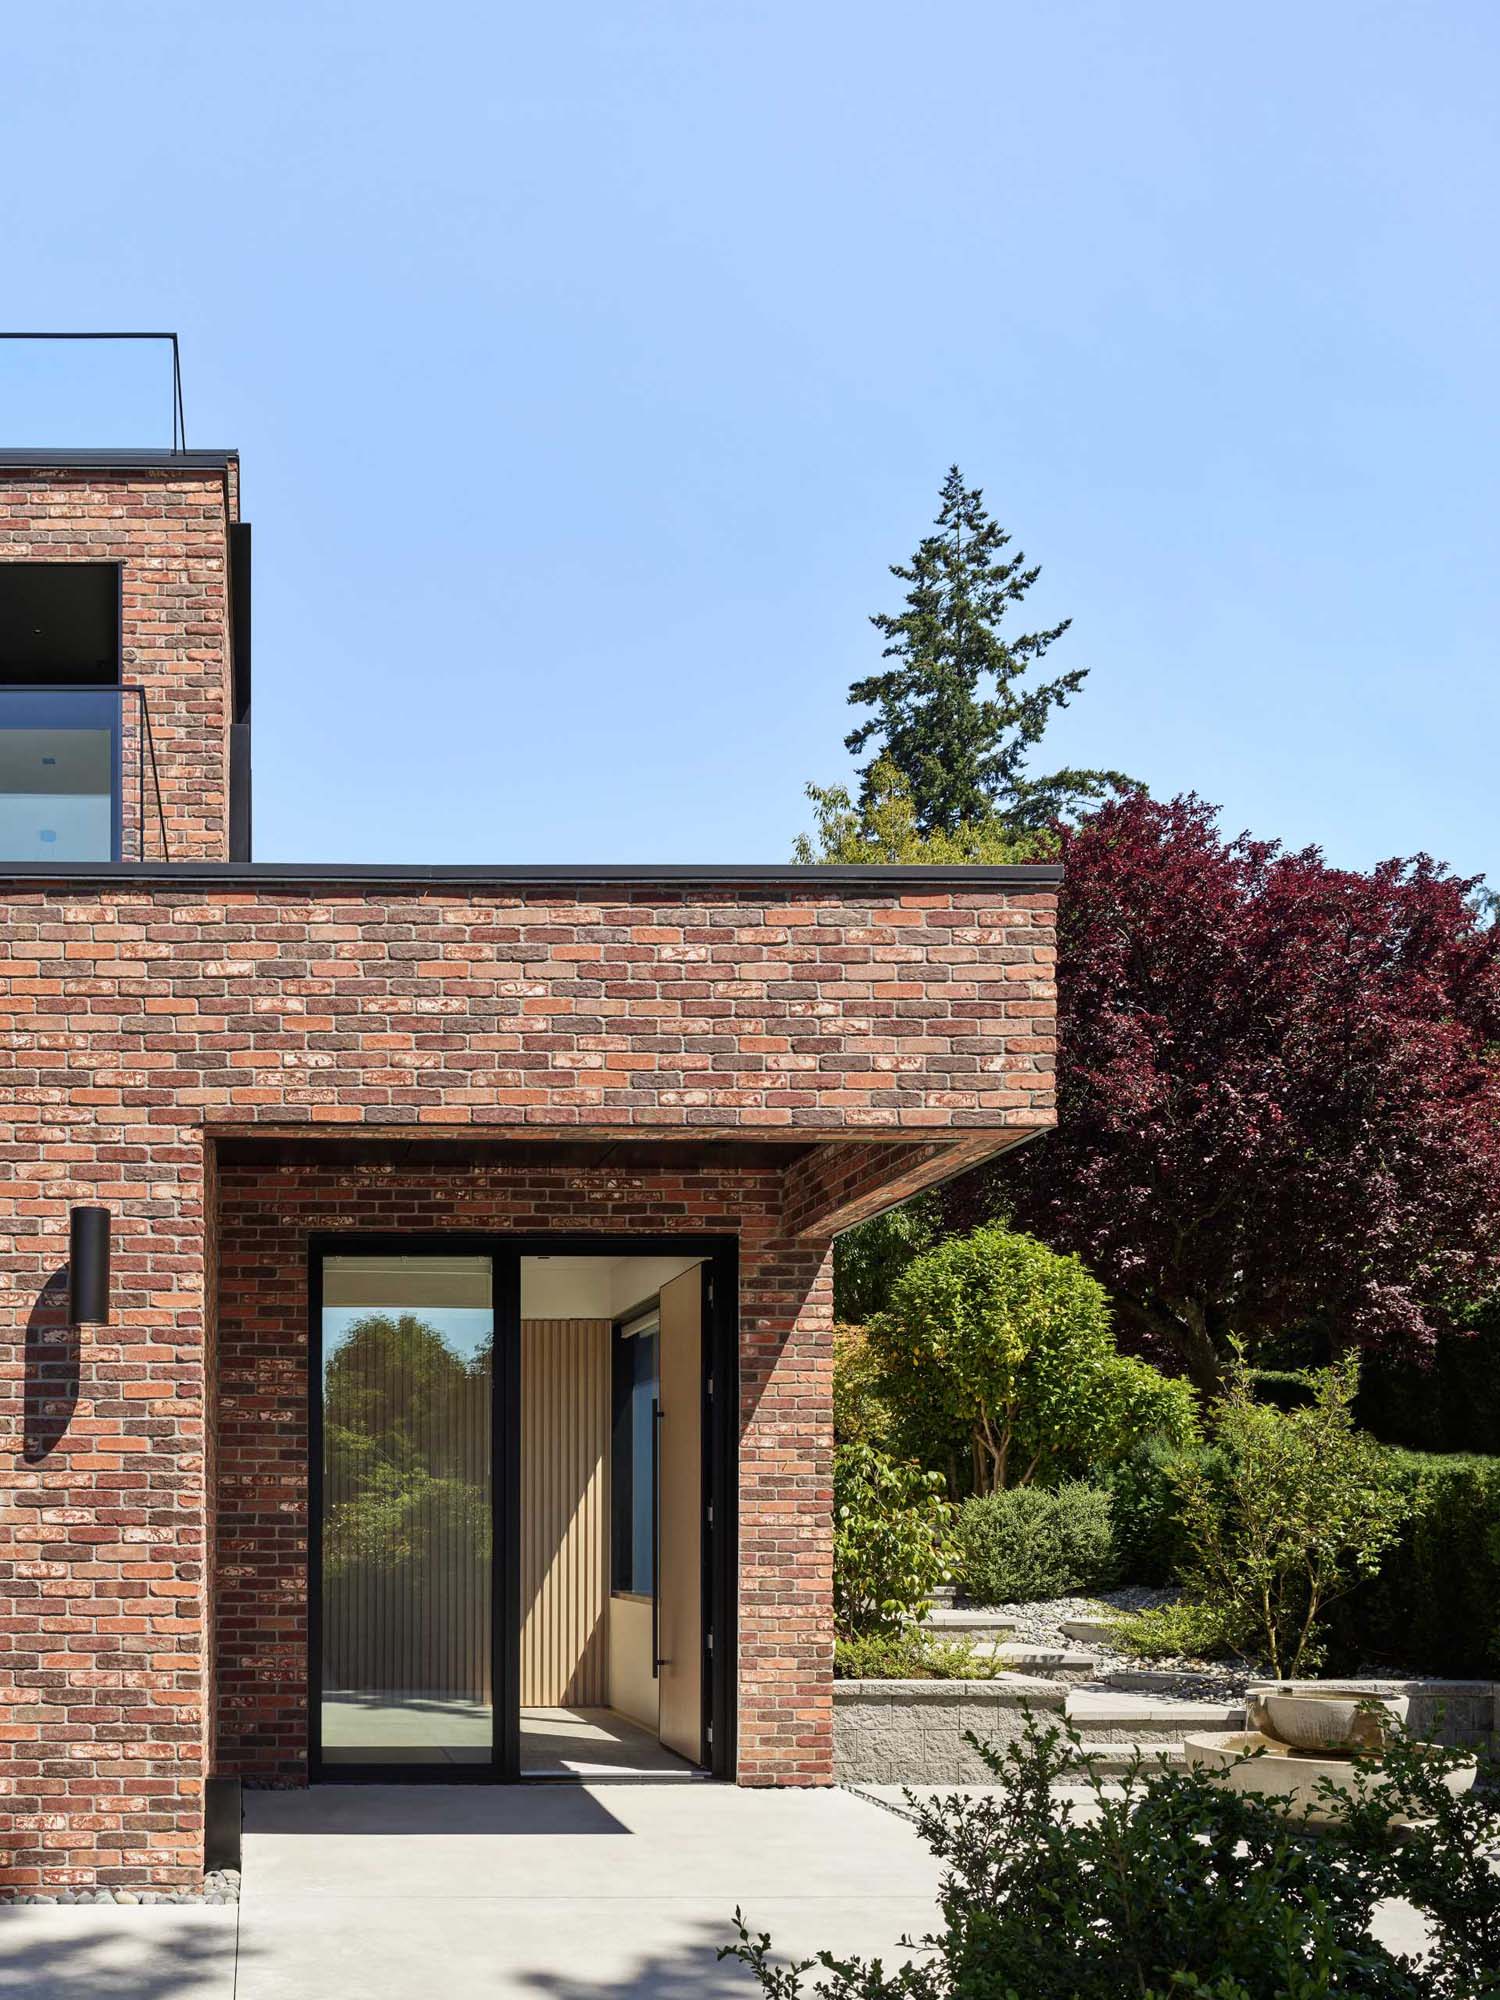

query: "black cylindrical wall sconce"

left=69, top=1206, right=111, bottom=1325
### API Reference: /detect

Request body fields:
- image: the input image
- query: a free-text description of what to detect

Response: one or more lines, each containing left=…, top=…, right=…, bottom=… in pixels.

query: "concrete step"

left=1065, top=1738, right=1187, bottom=1774
left=1064, top=1691, right=1246, bottom=1744
left=921, top=1609, right=1017, bottom=1641
left=993, top=1644, right=1103, bottom=1678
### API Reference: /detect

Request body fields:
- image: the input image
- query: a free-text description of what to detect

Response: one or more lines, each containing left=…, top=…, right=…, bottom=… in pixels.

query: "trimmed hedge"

left=1355, top=1317, right=1500, bottom=1455
left=1107, top=1438, right=1219, bottom=1586
left=1332, top=1449, right=1500, bottom=1676
left=951, top=1482, right=1116, bottom=1603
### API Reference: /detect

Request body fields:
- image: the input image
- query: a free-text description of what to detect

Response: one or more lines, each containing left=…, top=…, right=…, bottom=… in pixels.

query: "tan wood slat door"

left=657, top=1267, right=703, bottom=1763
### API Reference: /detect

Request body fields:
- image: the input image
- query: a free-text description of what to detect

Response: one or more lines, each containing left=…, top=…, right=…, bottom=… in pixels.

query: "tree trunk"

left=1117, top=1295, right=1224, bottom=1397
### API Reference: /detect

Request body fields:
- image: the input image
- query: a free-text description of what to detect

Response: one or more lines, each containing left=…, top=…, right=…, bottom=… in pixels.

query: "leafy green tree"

left=870, top=1223, right=1187, bottom=1493
left=831, top=1188, right=939, bottom=1324
left=816, top=466, right=1129, bottom=843
left=794, top=756, right=1050, bottom=865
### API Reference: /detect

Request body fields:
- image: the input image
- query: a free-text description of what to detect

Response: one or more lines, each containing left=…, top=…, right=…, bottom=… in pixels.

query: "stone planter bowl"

left=1248, top=1689, right=1409, bottom=1752
left=1187, top=1731, right=1475, bottom=1827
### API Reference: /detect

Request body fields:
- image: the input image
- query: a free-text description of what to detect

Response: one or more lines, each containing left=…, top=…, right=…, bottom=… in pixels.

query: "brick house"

left=0, top=443, right=1059, bottom=1892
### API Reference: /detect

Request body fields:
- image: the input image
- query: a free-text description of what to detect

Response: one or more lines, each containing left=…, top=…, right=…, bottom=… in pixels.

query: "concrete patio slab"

left=0, top=1903, right=238, bottom=2000
left=236, top=1780, right=945, bottom=1998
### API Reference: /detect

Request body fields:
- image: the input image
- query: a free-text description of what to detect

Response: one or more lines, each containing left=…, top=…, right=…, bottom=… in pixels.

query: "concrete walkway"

left=0, top=1782, right=946, bottom=2000
left=0, top=1780, right=1436, bottom=1996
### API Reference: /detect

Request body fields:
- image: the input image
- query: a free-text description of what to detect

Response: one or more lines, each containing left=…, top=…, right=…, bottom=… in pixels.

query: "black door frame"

left=307, top=1231, right=738, bottom=1784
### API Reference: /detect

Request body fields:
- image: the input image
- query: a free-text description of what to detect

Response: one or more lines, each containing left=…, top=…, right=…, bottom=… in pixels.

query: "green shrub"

left=951, top=1481, right=1116, bottom=1603
left=725, top=1715, right=1500, bottom=1999
left=832, top=1442, right=953, bottom=1637
left=1247, top=1366, right=1316, bottom=1412
left=832, top=1192, right=938, bottom=1324
left=832, top=1631, right=1006, bottom=1680
left=1333, top=1448, right=1500, bottom=1675
left=1091, top=1352, right=1201, bottom=1470
left=1106, top=1598, right=1245, bottom=1662
left=1172, top=1353, right=1407, bottom=1678
left=1108, top=1436, right=1225, bottom=1585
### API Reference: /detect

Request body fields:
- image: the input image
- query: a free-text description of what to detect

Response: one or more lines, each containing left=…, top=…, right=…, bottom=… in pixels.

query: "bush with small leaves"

left=723, top=1713, right=1498, bottom=1999
left=833, top=1442, right=954, bottom=1637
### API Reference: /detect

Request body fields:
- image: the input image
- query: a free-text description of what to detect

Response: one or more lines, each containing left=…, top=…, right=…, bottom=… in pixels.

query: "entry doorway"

left=517, top=1254, right=705, bottom=1777
left=307, top=1236, right=735, bottom=1784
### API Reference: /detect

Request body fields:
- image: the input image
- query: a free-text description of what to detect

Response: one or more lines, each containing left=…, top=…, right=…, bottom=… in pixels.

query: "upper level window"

left=0, top=564, right=121, bottom=862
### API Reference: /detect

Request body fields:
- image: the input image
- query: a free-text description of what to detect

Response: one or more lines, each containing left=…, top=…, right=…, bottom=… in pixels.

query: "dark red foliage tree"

left=979, top=793, right=1500, bottom=1392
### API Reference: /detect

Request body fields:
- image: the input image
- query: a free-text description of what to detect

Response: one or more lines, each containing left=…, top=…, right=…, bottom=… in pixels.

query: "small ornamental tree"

left=984, top=792, right=1500, bottom=1391
left=869, top=1224, right=1185, bottom=1493
left=1167, top=1352, right=1407, bottom=1678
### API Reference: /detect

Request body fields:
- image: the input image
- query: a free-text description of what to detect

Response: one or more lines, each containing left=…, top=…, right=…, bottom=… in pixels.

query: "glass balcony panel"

left=0, top=686, right=120, bottom=862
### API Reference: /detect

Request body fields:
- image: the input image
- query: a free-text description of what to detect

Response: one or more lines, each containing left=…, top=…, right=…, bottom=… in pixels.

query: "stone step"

left=921, top=1609, right=1017, bottom=1641
left=1094, top=1668, right=1225, bottom=1696
left=1064, top=1691, right=1246, bottom=1744
left=993, top=1644, right=1103, bottom=1678
left=1060, top=1616, right=1119, bottom=1645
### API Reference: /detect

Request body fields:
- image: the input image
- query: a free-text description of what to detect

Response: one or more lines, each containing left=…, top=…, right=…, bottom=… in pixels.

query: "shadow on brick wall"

left=23, top=1266, right=77, bottom=1463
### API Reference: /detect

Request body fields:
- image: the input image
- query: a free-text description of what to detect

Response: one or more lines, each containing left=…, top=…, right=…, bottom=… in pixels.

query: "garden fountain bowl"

left=1247, top=1688, right=1408, bottom=1752
left=1186, top=1730, right=1476, bottom=1827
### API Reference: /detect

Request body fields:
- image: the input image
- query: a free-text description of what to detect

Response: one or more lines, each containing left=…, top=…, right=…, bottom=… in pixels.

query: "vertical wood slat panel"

left=519, top=1318, right=611, bottom=1707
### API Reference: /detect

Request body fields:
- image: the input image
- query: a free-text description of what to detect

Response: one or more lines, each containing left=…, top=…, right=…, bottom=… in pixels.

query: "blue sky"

left=5, top=2, right=1495, bottom=881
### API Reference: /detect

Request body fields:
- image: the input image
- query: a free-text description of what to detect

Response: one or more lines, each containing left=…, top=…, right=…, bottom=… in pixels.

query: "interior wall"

left=519, top=1318, right=611, bottom=1706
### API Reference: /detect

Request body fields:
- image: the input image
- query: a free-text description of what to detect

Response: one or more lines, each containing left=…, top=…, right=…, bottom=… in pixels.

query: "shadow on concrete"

left=513, top=1914, right=765, bottom=1997
left=0, top=1911, right=242, bottom=2000
left=244, top=1782, right=631, bottom=1837
left=23, top=1267, right=76, bottom=1463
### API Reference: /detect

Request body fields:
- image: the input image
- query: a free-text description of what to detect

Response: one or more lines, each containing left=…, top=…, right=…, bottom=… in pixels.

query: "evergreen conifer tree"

left=841, top=466, right=1127, bottom=837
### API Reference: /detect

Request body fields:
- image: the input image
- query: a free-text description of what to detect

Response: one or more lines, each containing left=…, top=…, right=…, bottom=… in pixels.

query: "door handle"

left=651, top=1399, right=668, bottom=1675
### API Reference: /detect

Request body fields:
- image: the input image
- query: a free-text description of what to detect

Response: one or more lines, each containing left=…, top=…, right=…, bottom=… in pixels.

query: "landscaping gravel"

left=977, top=1588, right=1257, bottom=1699
left=0, top=1867, right=240, bottom=1905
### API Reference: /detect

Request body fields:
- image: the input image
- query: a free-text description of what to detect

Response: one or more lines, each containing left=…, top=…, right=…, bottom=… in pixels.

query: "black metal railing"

left=0, top=683, right=168, bottom=863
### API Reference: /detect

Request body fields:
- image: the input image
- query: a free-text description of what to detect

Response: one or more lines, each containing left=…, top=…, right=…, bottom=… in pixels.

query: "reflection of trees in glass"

left=322, top=1313, right=491, bottom=1696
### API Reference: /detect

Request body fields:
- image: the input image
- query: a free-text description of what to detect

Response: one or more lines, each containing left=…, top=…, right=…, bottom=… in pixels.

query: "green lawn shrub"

left=832, top=1631, right=1006, bottom=1680
left=1162, top=1353, right=1407, bottom=1678
left=951, top=1481, right=1116, bottom=1603
left=1107, top=1436, right=1226, bottom=1585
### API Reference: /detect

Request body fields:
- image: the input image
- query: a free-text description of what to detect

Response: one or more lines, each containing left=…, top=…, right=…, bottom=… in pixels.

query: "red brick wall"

left=213, top=1159, right=833, bottom=1788
left=0, top=874, right=1054, bottom=1888
left=0, top=466, right=236, bottom=860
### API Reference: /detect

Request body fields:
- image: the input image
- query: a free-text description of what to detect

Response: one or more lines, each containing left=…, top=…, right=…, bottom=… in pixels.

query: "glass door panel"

left=319, top=1254, right=494, bottom=1767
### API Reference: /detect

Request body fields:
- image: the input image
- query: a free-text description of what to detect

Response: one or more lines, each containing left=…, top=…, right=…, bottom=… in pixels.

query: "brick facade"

left=0, top=872, right=1055, bottom=1889
left=0, top=462, right=238, bottom=860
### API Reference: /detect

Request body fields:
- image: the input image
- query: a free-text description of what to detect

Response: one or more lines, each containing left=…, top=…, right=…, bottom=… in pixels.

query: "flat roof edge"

left=0, top=860, right=1063, bottom=890
left=0, top=448, right=237, bottom=470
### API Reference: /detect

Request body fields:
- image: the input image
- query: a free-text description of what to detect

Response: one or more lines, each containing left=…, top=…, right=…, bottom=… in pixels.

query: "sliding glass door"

left=316, top=1254, right=495, bottom=1769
